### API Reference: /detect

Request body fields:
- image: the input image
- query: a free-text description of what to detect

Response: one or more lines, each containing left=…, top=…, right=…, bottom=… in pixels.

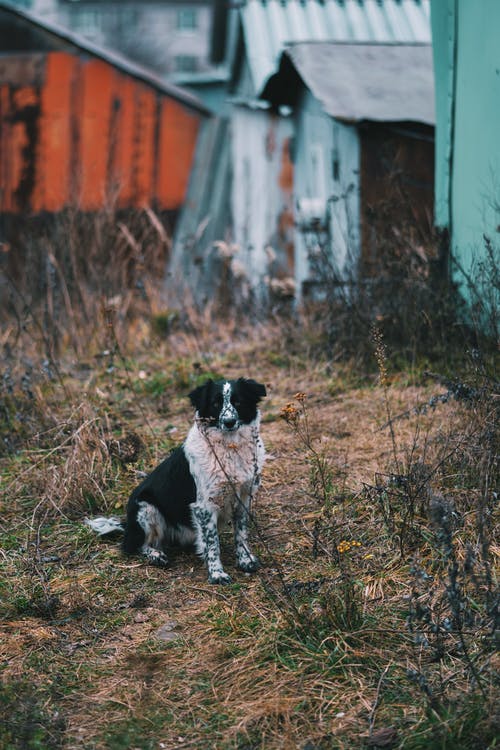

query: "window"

left=176, top=8, right=197, bottom=31
left=174, top=55, right=198, bottom=73
left=114, top=7, right=139, bottom=33
left=72, top=7, right=101, bottom=34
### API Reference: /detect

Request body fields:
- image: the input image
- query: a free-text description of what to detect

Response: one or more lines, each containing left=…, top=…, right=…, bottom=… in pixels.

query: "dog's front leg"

left=191, top=502, right=231, bottom=584
left=234, top=492, right=260, bottom=573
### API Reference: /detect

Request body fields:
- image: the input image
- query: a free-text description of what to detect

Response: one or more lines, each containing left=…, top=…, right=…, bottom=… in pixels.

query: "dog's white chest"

left=184, top=420, right=265, bottom=508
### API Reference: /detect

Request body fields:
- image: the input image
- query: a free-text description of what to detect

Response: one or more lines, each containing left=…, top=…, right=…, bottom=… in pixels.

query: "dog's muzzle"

left=221, top=417, right=238, bottom=431
left=219, top=385, right=239, bottom=431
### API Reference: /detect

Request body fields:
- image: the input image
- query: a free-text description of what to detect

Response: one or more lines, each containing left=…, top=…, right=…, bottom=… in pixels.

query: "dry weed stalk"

left=280, top=392, right=341, bottom=563
left=373, top=350, right=498, bottom=716
left=280, top=392, right=364, bottom=632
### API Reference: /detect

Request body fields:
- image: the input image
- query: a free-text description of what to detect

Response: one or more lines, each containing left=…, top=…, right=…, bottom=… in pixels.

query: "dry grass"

left=0, top=322, right=498, bottom=750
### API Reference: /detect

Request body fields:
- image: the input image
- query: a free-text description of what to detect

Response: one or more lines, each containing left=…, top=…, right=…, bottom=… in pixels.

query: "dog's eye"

left=232, top=399, right=241, bottom=407
left=212, top=397, right=222, bottom=408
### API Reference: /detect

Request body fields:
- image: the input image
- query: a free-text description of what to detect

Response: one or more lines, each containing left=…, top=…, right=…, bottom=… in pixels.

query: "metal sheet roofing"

left=284, top=41, right=435, bottom=124
left=240, top=0, right=431, bottom=95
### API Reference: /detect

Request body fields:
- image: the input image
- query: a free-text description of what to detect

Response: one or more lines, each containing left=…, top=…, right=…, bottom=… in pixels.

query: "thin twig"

left=368, top=662, right=392, bottom=739
left=4, top=270, right=70, bottom=399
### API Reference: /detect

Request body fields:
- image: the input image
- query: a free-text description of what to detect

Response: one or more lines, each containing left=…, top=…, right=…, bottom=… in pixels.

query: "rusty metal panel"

left=132, top=84, right=157, bottom=208
left=231, top=106, right=294, bottom=279
left=168, top=116, right=233, bottom=298
left=111, top=75, right=136, bottom=209
left=77, top=58, right=115, bottom=211
left=0, top=48, right=204, bottom=215
left=157, top=98, right=200, bottom=211
left=0, top=54, right=45, bottom=87
left=0, top=82, right=41, bottom=214
left=32, top=52, right=76, bottom=212
left=360, top=122, right=434, bottom=271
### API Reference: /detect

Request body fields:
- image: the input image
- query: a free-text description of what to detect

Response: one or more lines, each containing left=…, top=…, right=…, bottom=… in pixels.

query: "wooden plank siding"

left=0, top=51, right=202, bottom=215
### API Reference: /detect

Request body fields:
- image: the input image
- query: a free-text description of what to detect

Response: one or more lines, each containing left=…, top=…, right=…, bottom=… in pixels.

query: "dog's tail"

left=84, top=516, right=124, bottom=536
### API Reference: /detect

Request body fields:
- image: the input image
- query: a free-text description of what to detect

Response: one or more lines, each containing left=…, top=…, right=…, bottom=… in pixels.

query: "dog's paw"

left=143, top=548, right=169, bottom=568
left=237, top=556, right=261, bottom=573
left=208, top=570, right=232, bottom=585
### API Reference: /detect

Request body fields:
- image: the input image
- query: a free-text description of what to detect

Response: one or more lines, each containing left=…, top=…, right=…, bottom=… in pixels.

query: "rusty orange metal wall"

left=134, top=85, right=157, bottom=208
left=1, top=83, right=41, bottom=213
left=157, top=99, right=200, bottom=210
left=112, top=75, right=135, bottom=207
left=0, top=51, right=202, bottom=214
left=78, top=58, right=115, bottom=210
left=33, top=52, right=75, bottom=212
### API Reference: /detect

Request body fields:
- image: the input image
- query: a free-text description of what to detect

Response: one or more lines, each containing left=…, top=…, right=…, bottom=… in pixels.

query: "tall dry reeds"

left=1, top=205, right=172, bottom=357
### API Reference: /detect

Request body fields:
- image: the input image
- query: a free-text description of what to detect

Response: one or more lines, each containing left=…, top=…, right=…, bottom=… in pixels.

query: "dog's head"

left=189, top=378, right=267, bottom=432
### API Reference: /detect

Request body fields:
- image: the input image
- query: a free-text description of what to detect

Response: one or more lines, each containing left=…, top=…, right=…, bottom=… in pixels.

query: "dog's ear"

left=189, top=379, right=213, bottom=412
left=238, top=378, right=267, bottom=402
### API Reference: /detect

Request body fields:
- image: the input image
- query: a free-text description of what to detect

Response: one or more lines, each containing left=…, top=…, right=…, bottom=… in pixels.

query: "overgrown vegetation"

left=0, top=207, right=498, bottom=748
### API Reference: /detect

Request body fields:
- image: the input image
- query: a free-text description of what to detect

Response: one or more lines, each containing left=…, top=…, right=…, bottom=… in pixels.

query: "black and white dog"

left=87, top=378, right=266, bottom=584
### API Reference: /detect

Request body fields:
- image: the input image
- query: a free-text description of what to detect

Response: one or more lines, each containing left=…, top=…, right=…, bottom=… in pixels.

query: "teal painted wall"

left=430, top=0, right=454, bottom=229
left=431, top=0, right=500, bottom=284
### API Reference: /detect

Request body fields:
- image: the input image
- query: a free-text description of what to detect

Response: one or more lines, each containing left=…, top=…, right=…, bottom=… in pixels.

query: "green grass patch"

left=0, top=680, right=67, bottom=750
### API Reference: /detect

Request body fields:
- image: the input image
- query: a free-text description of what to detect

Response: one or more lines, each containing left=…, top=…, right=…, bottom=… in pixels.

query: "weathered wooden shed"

left=0, top=1, right=209, bottom=217
left=262, top=41, right=435, bottom=296
left=173, top=0, right=433, bottom=302
left=431, top=0, right=500, bottom=299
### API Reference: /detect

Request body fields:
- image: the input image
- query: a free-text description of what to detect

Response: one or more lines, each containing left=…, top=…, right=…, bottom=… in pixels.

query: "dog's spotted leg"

left=234, top=496, right=260, bottom=573
left=191, top=504, right=231, bottom=584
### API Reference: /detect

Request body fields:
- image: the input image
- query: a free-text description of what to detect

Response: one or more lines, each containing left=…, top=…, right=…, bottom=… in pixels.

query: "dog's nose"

left=223, top=418, right=237, bottom=429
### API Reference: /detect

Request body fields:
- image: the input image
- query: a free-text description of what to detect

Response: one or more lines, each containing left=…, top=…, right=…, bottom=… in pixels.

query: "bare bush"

left=1, top=205, right=172, bottom=356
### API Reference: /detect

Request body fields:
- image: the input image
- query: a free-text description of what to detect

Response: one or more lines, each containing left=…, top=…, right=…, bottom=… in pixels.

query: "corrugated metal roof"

left=284, top=41, right=435, bottom=124
left=0, top=0, right=210, bottom=114
left=240, top=0, right=431, bottom=95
